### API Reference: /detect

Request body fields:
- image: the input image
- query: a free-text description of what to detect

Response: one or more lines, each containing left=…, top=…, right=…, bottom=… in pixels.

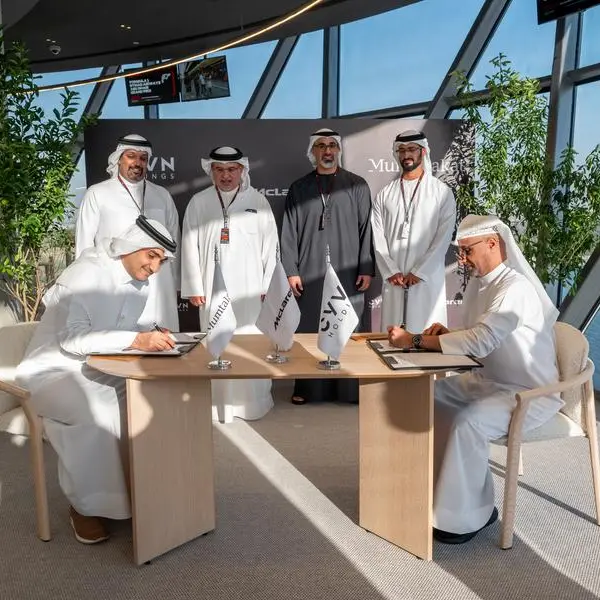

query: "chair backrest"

left=0, top=321, right=38, bottom=413
left=554, top=321, right=590, bottom=430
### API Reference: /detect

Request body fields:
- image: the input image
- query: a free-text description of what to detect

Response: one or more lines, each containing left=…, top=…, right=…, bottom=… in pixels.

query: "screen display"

left=178, top=56, right=231, bottom=102
left=537, top=0, right=600, bottom=24
left=124, top=64, right=180, bottom=107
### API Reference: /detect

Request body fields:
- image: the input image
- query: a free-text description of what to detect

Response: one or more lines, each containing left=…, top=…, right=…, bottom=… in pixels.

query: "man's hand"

left=356, top=275, right=372, bottom=291
left=404, top=272, right=422, bottom=287
left=189, top=296, right=206, bottom=307
left=130, top=331, right=176, bottom=352
left=387, top=325, right=413, bottom=349
left=288, top=276, right=303, bottom=297
left=387, top=272, right=405, bottom=286
left=423, top=322, right=449, bottom=336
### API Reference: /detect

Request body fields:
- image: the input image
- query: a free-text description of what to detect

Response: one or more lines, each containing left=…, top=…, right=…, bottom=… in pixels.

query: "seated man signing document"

left=388, top=214, right=561, bottom=544
left=16, top=216, right=177, bottom=545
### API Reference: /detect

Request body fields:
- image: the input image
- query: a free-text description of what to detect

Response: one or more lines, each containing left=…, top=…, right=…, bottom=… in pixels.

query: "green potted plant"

left=452, top=54, right=600, bottom=296
left=0, top=35, right=93, bottom=321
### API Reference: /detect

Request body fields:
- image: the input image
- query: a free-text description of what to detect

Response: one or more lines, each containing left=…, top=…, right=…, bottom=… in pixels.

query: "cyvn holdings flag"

left=206, top=262, right=237, bottom=358
left=256, top=261, right=300, bottom=351
left=317, top=264, right=359, bottom=360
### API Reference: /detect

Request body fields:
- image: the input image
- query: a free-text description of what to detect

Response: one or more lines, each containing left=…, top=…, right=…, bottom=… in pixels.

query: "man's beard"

left=319, top=157, right=337, bottom=169
left=401, top=157, right=422, bottom=173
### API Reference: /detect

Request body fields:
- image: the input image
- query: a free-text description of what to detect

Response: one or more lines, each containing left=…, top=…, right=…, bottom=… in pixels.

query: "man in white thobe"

left=388, top=214, right=561, bottom=544
left=76, top=134, right=181, bottom=331
left=371, top=130, right=456, bottom=332
left=16, top=217, right=177, bottom=544
left=181, top=146, right=278, bottom=422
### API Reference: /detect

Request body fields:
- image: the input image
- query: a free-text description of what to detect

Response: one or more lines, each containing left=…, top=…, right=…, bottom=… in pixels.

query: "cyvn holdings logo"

left=147, top=156, right=175, bottom=181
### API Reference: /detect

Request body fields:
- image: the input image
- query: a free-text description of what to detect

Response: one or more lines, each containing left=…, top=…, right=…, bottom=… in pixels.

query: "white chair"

left=495, top=321, right=600, bottom=549
left=0, top=322, right=50, bottom=541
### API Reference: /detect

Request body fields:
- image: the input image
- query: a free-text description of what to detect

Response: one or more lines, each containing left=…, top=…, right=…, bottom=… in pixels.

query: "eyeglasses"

left=313, top=142, right=339, bottom=151
left=455, top=240, right=484, bottom=260
left=397, top=146, right=422, bottom=155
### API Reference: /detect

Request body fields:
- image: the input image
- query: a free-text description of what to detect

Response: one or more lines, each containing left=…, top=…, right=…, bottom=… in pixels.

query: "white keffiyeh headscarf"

left=106, top=216, right=176, bottom=259
left=201, top=146, right=251, bottom=192
left=392, top=130, right=432, bottom=175
left=455, top=214, right=559, bottom=324
left=106, top=134, right=153, bottom=178
left=306, top=128, right=343, bottom=168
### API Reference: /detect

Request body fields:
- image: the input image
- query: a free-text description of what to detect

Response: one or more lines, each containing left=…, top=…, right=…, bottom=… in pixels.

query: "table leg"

left=126, top=377, right=215, bottom=565
left=359, top=376, right=434, bottom=561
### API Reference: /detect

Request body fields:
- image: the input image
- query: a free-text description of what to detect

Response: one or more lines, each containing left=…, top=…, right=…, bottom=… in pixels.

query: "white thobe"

left=76, top=177, right=181, bottom=331
left=433, top=263, right=562, bottom=533
left=181, top=185, right=278, bottom=422
left=16, top=249, right=154, bottom=519
left=371, top=174, right=456, bottom=332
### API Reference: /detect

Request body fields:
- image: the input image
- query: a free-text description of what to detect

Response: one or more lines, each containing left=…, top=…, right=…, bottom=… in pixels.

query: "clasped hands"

left=387, top=272, right=421, bottom=287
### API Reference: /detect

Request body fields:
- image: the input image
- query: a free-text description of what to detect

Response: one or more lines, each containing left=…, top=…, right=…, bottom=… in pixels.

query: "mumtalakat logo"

left=257, top=187, right=289, bottom=197
left=147, top=156, right=175, bottom=181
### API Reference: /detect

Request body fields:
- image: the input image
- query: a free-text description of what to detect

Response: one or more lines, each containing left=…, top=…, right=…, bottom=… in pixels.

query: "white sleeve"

left=180, top=199, right=205, bottom=298
left=75, top=188, right=100, bottom=258
left=58, top=293, right=137, bottom=356
left=371, top=189, right=398, bottom=280
left=440, top=283, right=522, bottom=358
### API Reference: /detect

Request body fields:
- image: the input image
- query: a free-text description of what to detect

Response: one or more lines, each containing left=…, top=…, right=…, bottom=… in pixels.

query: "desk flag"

left=256, top=260, right=300, bottom=351
left=206, top=262, right=237, bottom=358
left=317, top=264, right=359, bottom=360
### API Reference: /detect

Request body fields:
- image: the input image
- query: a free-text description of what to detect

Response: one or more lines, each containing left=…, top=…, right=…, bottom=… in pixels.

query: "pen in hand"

left=153, top=322, right=163, bottom=333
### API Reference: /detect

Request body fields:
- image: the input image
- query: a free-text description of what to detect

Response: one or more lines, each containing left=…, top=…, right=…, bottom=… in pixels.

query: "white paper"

left=170, top=332, right=205, bottom=344
left=384, top=352, right=481, bottom=370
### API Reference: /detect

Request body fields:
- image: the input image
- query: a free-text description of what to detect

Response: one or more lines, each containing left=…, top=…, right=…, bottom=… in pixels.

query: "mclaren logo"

left=147, top=156, right=175, bottom=181
left=257, top=187, right=289, bottom=197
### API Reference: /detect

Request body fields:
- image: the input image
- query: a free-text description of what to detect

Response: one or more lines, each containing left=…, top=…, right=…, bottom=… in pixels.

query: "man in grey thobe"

left=281, top=128, right=375, bottom=404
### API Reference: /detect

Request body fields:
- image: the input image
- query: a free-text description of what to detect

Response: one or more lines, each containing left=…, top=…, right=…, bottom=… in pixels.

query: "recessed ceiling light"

left=45, top=38, right=52, bottom=42
left=133, top=41, right=140, bottom=45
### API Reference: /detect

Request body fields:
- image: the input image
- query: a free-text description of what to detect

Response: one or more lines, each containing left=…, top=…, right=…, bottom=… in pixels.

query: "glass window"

left=470, top=0, right=556, bottom=90
left=583, top=304, right=600, bottom=392
left=262, top=31, right=323, bottom=118
left=161, top=40, right=277, bottom=119
left=573, top=82, right=600, bottom=162
left=99, top=64, right=144, bottom=119
left=34, top=68, right=102, bottom=122
left=580, top=5, right=600, bottom=67
left=339, top=0, right=484, bottom=115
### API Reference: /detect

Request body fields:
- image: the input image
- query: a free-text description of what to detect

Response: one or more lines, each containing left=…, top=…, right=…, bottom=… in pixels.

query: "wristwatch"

left=412, top=334, right=423, bottom=349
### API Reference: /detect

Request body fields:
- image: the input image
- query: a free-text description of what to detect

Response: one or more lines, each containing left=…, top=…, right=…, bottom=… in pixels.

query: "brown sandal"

left=291, top=395, right=307, bottom=405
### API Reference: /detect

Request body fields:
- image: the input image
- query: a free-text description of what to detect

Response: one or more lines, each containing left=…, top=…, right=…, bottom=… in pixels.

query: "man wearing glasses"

left=371, top=129, right=456, bottom=332
left=388, top=214, right=561, bottom=544
left=281, top=128, right=375, bottom=405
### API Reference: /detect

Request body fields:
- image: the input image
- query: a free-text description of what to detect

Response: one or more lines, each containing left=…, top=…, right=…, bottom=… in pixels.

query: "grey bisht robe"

left=281, top=168, right=375, bottom=403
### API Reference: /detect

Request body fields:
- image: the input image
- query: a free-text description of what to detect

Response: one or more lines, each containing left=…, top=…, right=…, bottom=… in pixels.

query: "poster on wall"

left=84, top=119, right=473, bottom=331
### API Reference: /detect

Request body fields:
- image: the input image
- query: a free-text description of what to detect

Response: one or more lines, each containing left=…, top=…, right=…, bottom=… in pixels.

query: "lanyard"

left=400, top=173, right=423, bottom=225
left=118, top=175, right=146, bottom=214
left=316, top=172, right=336, bottom=230
left=216, top=187, right=240, bottom=228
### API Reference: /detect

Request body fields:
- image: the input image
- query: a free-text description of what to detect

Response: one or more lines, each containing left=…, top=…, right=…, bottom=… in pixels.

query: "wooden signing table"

left=87, top=334, right=437, bottom=565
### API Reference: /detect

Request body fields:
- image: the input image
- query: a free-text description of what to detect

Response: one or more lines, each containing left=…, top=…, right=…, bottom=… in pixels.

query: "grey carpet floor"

left=0, top=380, right=599, bottom=600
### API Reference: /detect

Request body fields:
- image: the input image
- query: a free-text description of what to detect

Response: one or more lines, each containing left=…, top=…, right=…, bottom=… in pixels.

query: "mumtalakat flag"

left=205, top=262, right=237, bottom=358
left=256, top=261, right=300, bottom=351
left=317, top=264, right=359, bottom=360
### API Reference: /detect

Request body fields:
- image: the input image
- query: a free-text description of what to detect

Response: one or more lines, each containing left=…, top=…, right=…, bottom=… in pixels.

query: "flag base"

left=317, top=359, right=341, bottom=370
left=208, top=358, right=232, bottom=370
left=265, top=353, right=288, bottom=363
